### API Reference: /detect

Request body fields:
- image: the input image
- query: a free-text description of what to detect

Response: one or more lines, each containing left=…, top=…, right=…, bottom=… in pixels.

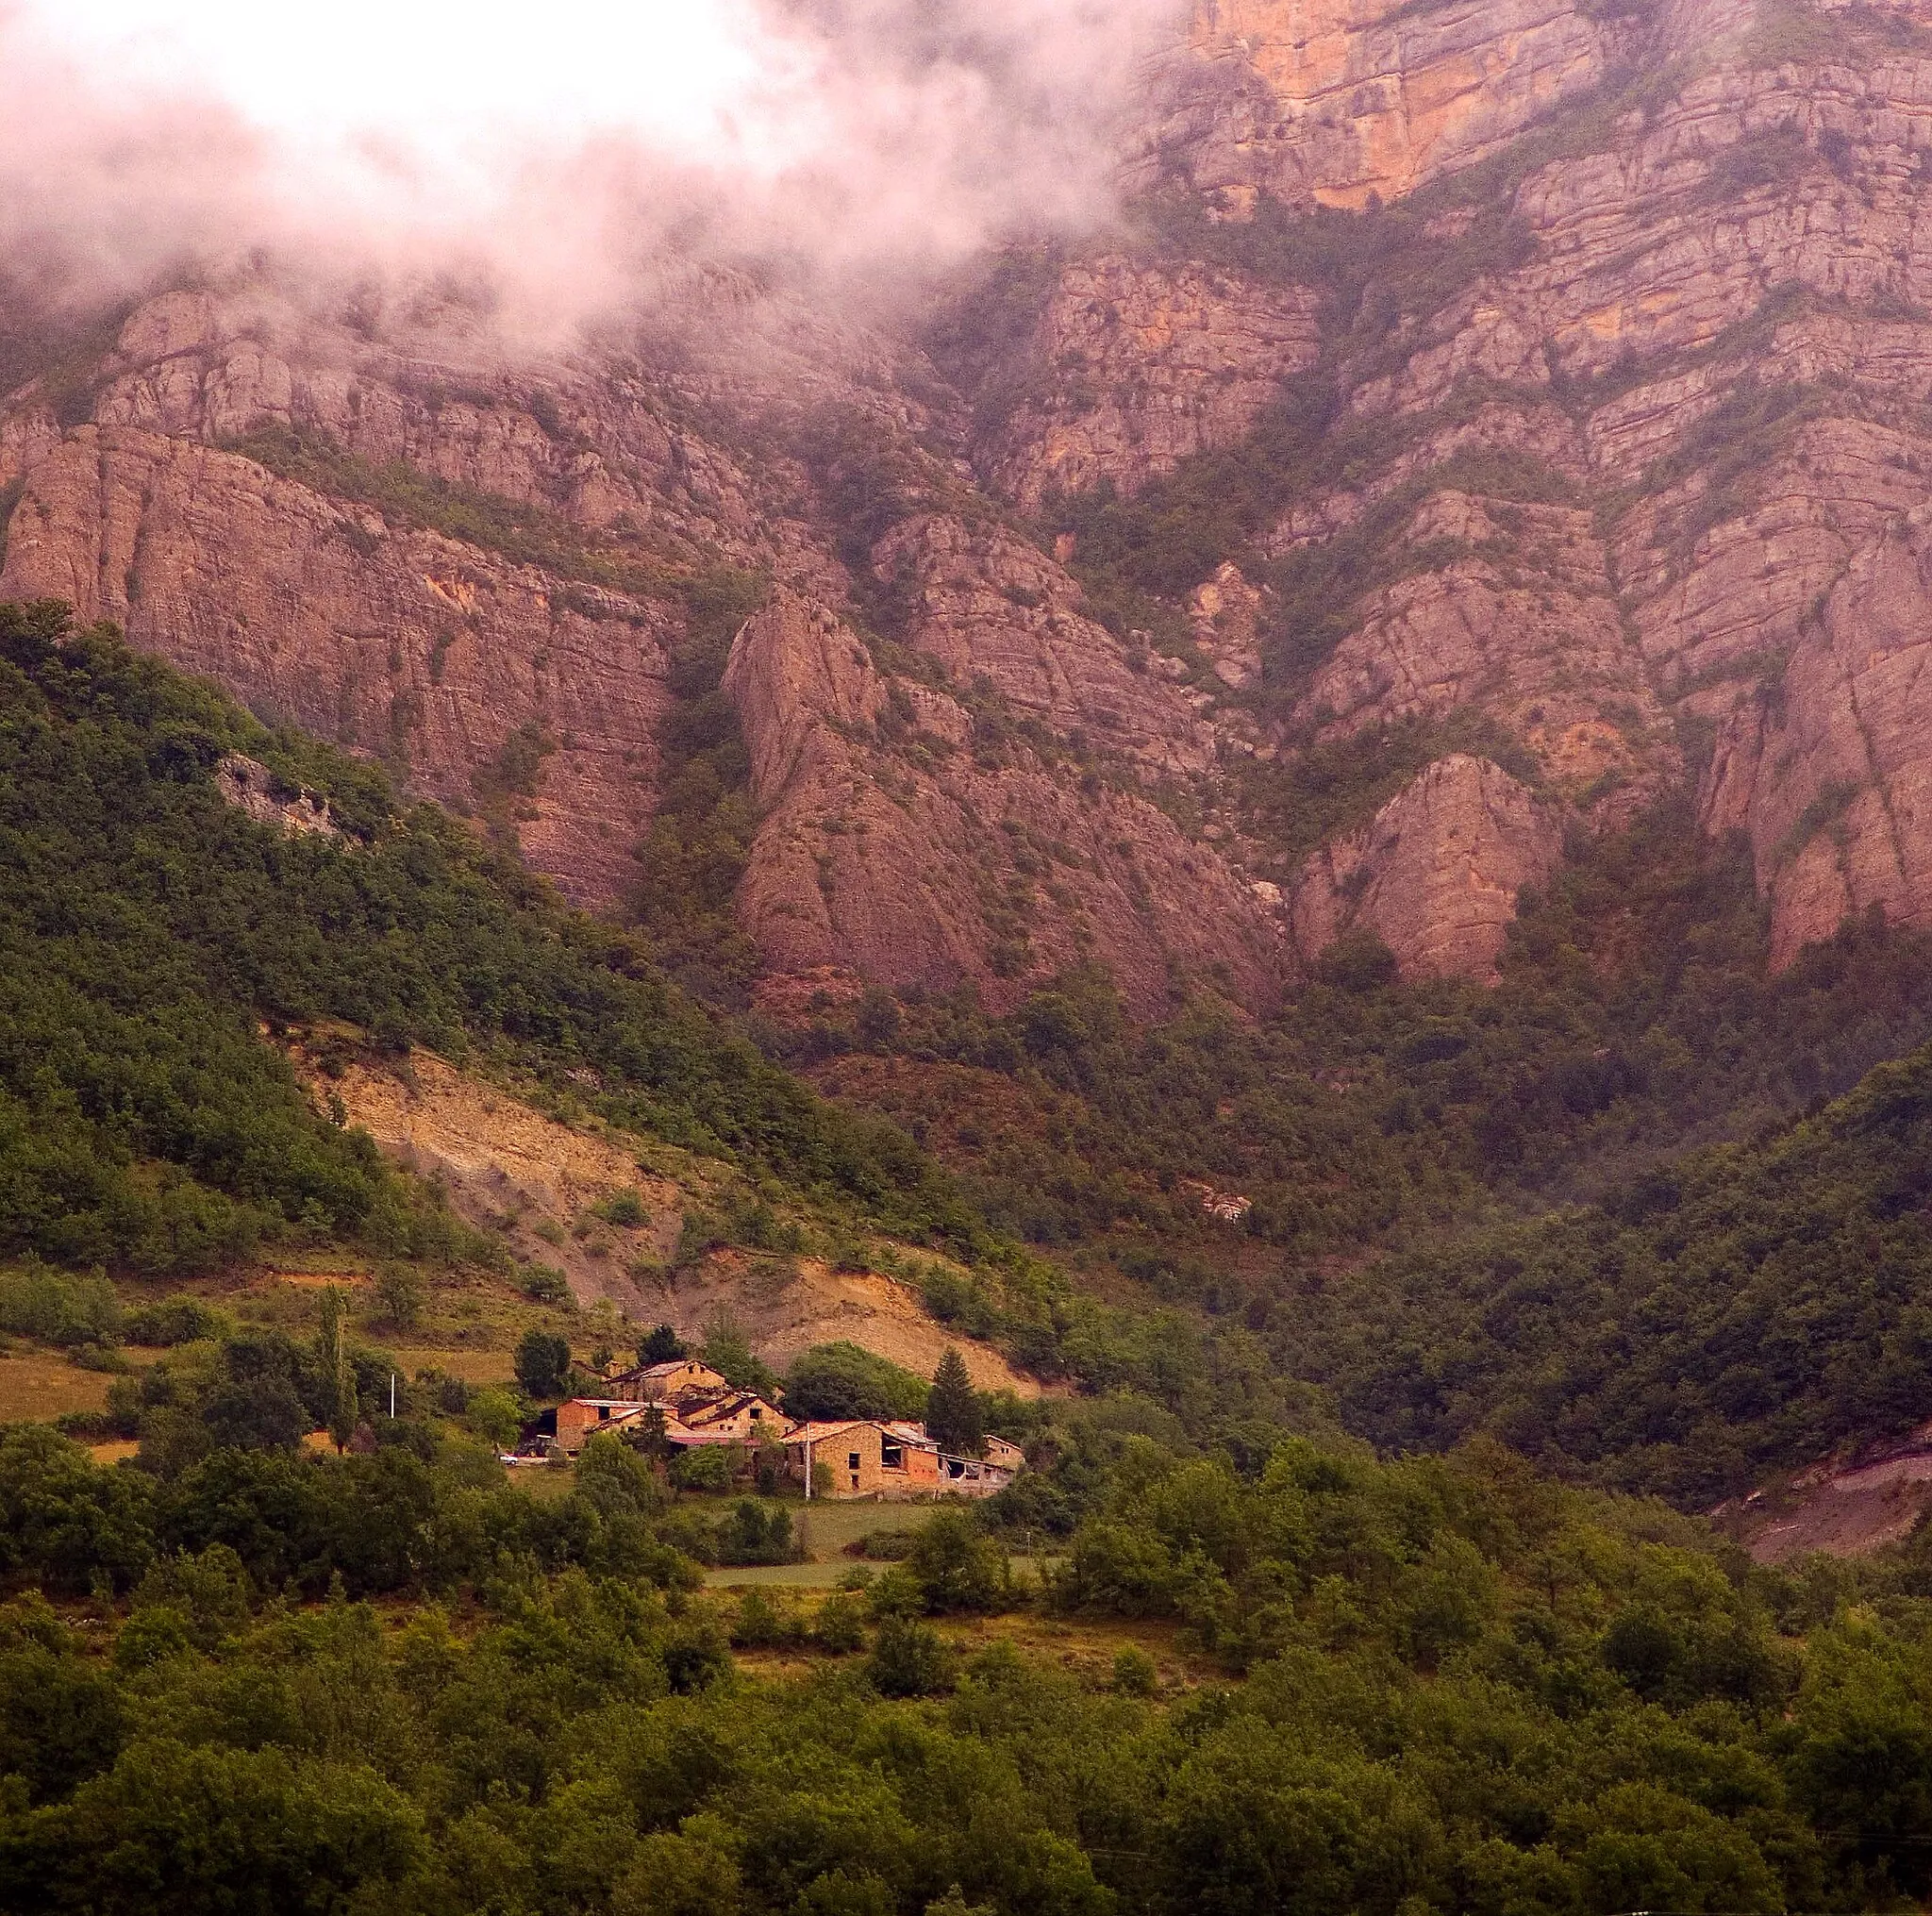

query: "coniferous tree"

left=639, top=1324, right=687, bottom=1365
left=925, top=1348, right=983, bottom=1456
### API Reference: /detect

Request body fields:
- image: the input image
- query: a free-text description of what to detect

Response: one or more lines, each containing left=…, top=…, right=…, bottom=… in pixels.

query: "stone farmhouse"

left=554, top=1358, right=791, bottom=1456
left=782, top=1419, right=1019, bottom=1500
left=603, top=1358, right=727, bottom=1401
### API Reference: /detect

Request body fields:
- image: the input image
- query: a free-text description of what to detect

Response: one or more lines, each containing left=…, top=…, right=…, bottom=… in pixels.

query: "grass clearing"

left=0, top=1346, right=123, bottom=1423
left=390, top=1346, right=518, bottom=1387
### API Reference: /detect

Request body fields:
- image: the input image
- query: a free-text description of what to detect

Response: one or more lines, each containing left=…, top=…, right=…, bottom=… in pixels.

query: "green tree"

left=867, top=1615, right=957, bottom=1697
left=315, top=1287, right=358, bottom=1451
left=465, top=1389, right=525, bottom=1453
left=613, top=1826, right=742, bottom=1916
left=372, top=1262, right=425, bottom=1332
left=925, top=1349, right=984, bottom=1457
left=906, top=1508, right=1004, bottom=1613
left=701, top=1312, right=777, bottom=1398
left=785, top=1342, right=928, bottom=1422
left=640, top=1324, right=687, bottom=1364
left=514, top=1329, right=572, bottom=1401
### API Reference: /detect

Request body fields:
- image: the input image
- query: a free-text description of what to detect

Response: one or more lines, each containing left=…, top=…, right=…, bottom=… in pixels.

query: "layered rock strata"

left=1291, top=755, right=1564, bottom=981
left=1130, top=0, right=1616, bottom=209
left=724, top=591, right=1286, bottom=1012
left=19, top=0, right=1932, bottom=999
left=0, top=425, right=675, bottom=906
left=984, top=258, right=1322, bottom=511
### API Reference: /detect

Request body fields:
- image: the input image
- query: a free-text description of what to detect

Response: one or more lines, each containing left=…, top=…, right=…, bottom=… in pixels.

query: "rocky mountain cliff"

left=13, top=0, right=1932, bottom=1011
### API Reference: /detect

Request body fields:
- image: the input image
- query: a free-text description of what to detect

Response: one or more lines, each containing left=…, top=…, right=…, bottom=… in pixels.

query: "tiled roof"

left=783, top=1418, right=937, bottom=1448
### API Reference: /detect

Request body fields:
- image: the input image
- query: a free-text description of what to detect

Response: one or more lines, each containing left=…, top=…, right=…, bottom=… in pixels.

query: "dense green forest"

left=788, top=808, right=1932, bottom=1262
left=8, top=1391, right=1932, bottom=1914
left=0, top=600, right=974, bottom=1265
left=1294, top=1039, right=1932, bottom=1505
left=12, top=600, right=1932, bottom=1911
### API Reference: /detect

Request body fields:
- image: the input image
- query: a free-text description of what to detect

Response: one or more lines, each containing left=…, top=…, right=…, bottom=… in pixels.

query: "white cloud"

left=0, top=0, right=1184, bottom=334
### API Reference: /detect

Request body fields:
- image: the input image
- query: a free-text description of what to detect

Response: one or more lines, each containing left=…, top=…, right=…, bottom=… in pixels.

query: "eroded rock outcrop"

left=985, top=257, right=1322, bottom=510
left=1132, top=0, right=1614, bottom=209
left=724, top=591, right=1285, bottom=1014
left=1297, top=492, right=1672, bottom=815
left=1292, top=755, right=1564, bottom=981
left=0, top=425, right=675, bottom=905
left=214, top=754, right=341, bottom=840
left=873, top=513, right=1215, bottom=775
left=1703, top=508, right=1932, bottom=966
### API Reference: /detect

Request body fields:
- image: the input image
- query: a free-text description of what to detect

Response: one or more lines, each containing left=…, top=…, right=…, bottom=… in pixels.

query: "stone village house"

left=782, top=1420, right=1021, bottom=1500
left=553, top=1358, right=1028, bottom=1495
left=554, top=1358, right=792, bottom=1456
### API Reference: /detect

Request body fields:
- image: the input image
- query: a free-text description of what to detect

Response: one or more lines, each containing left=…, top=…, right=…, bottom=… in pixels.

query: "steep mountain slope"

left=0, top=275, right=1279, bottom=1018
left=12, top=2, right=1932, bottom=1014
left=956, top=0, right=1932, bottom=979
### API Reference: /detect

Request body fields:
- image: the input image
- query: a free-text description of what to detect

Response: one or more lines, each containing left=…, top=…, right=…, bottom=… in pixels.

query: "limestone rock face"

left=214, top=754, right=341, bottom=840
left=1703, top=509, right=1932, bottom=966
left=1190, top=562, right=1267, bottom=689
left=724, top=591, right=1285, bottom=1014
left=63, top=286, right=765, bottom=550
left=1291, top=756, right=1564, bottom=981
left=0, top=425, right=675, bottom=906
left=1297, top=493, right=1673, bottom=817
left=27, top=0, right=1932, bottom=1003
left=985, top=257, right=1322, bottom=510
left=1132, top=0, right=1613, bottom=209
left=872, top=513, right=1214, bottom=775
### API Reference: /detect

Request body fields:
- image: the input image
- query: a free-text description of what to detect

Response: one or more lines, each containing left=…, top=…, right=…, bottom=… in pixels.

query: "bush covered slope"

left=1298, top=1041, right=1932, bottom=1505
left=8, top=1411, right=1932, bottom=1915
left=0, top=601, right=976, bottom=1268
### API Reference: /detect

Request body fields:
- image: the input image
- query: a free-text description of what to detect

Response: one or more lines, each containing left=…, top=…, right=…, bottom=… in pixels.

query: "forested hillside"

left=9, top=1393, right=1932, bottom=1915
left=14, top=598, right=1932, bottom=1507
left=23, top=0, right=1932, bottom=1910
left=8, top=608, right=1932, bottom=1911
left=0, top=598, right=974, bottom=1264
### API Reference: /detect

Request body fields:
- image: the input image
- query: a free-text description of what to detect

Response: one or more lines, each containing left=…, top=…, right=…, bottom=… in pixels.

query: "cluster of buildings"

left=554, top=1357, right=786, bottom=1455
left=550, top=1357, right=1023, bottom=1500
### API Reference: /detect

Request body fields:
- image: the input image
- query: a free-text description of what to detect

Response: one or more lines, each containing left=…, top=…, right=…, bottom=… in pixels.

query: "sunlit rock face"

left=1129, top=0, right=1617, bottom=210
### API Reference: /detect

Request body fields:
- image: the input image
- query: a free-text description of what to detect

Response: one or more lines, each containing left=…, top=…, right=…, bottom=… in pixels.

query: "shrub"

left=0, top=1265, right=122, bottom=1349
left=122, top=1298, right=226, bottom=1347
left=784, top=1342, right=928, bottom=1422
left=905, top=1509, right=1006, bottom=1613
left=670, top=1446, right=741, bottom=1494
left=814, top=1591, right=868, bottom=1654
left=866, top=1615, right=957, bottom=1697
left=594, top=1189, right=649, bottom=1228
left=714, top=1500, right=794, bottom=1566
left=519, top=1263, right=571, bottom=1306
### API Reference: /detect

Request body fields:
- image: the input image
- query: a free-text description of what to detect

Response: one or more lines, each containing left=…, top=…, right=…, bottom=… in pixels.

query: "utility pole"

left=389, top=1373, right=396, bottom=1419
